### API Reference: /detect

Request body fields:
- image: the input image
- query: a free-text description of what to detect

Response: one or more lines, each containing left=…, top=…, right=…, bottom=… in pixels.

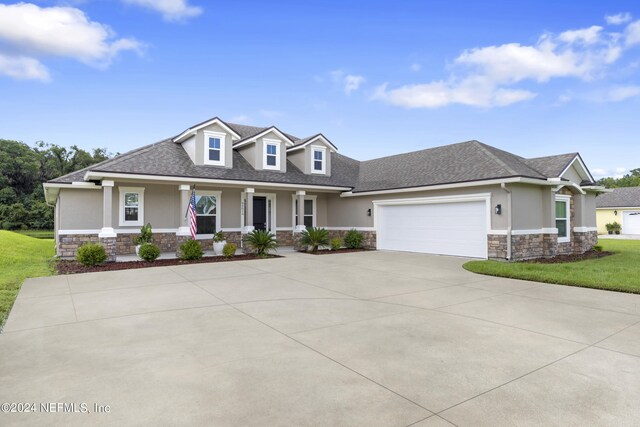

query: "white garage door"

left=623, top=211, right=640, bottom=234
left=377, top=200, right=488, bottom=258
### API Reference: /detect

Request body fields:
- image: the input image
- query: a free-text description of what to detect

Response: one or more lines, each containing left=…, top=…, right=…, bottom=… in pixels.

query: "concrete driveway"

left=1, top=251, right=639, bottom=426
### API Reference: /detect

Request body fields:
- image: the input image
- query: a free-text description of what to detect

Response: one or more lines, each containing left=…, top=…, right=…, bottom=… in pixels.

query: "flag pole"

left=184, top=184, right=196, bottom=219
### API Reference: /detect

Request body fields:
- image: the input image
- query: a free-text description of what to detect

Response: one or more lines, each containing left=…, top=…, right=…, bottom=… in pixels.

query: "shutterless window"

left=196, top=194, right=217, bottom=234
left=555, top=200, right=569, bottom=239
left=266, top=143, right=277, bottom=166
left=313, top=149, right=323, bottom=171
left=208, top=137, right=222, bottom=162
left=295, top=199, right=314, bottom=228
left=124, top=192, right=139, bottom=222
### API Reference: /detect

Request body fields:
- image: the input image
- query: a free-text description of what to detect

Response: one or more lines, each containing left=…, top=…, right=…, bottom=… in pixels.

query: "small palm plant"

left=299, top=227, right=330, bottom=253
left=244, top=229, right=278, bottom=257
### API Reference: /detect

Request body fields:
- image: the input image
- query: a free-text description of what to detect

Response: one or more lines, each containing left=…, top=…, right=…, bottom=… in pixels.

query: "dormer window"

left=263, top=139, right=281, bottom=170
left=204, top=131, right=226, bottom=166
left=311, top=147, right=326, bottom=174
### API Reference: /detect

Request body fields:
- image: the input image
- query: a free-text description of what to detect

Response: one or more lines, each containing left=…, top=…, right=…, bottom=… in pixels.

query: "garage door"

left=377, top=200, right=488, bottom=258
left=623, top=211, right=640, bottom=234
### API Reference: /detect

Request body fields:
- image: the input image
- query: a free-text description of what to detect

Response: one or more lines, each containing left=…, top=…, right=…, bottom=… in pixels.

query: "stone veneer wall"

left=327, top=230, right=377, bottom=249
left=573, top=231, right=598, bottom=253
left=58, top=234, right=99, bottom=258
left=487, top=230, right=595, bottom=261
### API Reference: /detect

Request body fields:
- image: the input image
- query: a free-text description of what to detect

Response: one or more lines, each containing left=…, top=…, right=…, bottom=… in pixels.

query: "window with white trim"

left=119, top=187, right=145, bottom=226
left=292, top=196, right=316, bottom=228
left=555, top=195, right=571, bottom=243
left=311, top=147, right=326, bottom=174
left=204, top=131, right=226, bottom=166
left=195, top=191, right=221, bottom=235
left=263, top=139, right=281, bottom=170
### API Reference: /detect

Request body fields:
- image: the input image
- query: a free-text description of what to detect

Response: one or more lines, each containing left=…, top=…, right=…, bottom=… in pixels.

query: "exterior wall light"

left=614, top=210, right=618, bottom=215
left=495, top=204, right=502, bottom=215
left=367, top=208, right=372, bottom=216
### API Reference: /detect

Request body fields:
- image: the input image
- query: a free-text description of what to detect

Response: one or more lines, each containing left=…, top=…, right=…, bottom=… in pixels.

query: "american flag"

left=189, top=189, right=197, bottom=240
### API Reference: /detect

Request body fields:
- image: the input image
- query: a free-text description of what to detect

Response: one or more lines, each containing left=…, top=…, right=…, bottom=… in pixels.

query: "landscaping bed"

left=56, top=254, right=281, bottom=274
left=298, top=248, right=369, bottom=255
left=521, top=249, right=613, bottom=264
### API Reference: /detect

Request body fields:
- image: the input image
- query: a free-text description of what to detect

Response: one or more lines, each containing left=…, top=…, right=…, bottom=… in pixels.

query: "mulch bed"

left=520, top=250, right=614, bottom=264
left=56, top=254, right=280, bottom=274
left=298, top=248, right=369, bottom=255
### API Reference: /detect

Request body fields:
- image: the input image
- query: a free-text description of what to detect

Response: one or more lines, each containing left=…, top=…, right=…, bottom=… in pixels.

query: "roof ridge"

left=472, top=141, right=520, bottom=175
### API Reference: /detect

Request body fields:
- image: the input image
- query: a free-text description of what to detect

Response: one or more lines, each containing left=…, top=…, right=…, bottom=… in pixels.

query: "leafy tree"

left=597, top=168, right=640, bottom=188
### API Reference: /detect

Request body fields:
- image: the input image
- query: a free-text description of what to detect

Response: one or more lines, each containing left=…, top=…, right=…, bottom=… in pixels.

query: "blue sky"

left=1, top=1, right=640, bottom=179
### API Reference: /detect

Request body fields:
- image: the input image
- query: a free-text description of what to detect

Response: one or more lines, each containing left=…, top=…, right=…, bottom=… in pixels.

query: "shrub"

left=138, top=243, right=161, bottom=262
left=179, top=239, right=203, bottom=260
left=134, top=223, right=153, bottom=245
left=299, top=227, right=330, bottom=253
left=592, top=244, right=603, bottom=252
left=213, top=231, right=226, bottom=243
left=343, top=229, right=364, bottom=249
left=244, top=229, right=278, bottom=257
left=222, top=242, right=237, bottom=258
left=611, top=222, right=622, bottom=233
left=605, top=223, right=615, bottom=232
left=76, top=243, right=107, bottom=266
left=330, top=237, right=342, bottom=251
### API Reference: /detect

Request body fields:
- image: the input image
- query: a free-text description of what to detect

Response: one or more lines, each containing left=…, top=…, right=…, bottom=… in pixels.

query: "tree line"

left=0, top=139, right=114, bottom=230
left=596, top=168, right=640, bottom=188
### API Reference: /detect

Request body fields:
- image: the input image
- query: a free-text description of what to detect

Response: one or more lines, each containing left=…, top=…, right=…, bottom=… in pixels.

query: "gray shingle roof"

left=596, top=187, right=640, bottom=208
left=524, top=153, right=578, bottom=179
left=48, top=121, right=586, bottom=193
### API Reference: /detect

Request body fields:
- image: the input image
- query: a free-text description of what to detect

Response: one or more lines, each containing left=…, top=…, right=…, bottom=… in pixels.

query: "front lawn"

left=0, top=231, right=55, bottom=330
left=13, top=229, right=55, bottom=239
left=464, top=239, right=640, bottom=293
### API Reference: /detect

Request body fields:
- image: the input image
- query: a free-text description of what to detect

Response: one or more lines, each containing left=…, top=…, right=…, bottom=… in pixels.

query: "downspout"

left=501, top=183, right=512, bottom=261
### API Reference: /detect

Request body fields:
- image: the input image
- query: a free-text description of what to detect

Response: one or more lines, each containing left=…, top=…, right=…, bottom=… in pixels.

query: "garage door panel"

left=623, top=211, right=640, bottom=234
left=377, top=201, right=487, bottom=258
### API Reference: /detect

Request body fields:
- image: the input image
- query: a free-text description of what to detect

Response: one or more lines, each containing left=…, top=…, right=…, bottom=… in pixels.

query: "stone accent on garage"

left=487, top=234, right=507, bottom=260
left=487, top=231, right=565, bottom=261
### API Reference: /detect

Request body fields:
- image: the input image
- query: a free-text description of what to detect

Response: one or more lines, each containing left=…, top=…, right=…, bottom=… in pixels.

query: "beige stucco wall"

left=194, top=122, right=234, bottom=168
left=287, top=149, right=305, bottom=172
left=584, top=194, right=597, bottom=227
left=562, top=164, right=583, bottom=185
left=327, top=185, right=510, bottom=230
left=510, top=184, right=545, bottom=229
left=287, top=142, right=332, bottom=176
left=59, top=188, right=103, bottom=229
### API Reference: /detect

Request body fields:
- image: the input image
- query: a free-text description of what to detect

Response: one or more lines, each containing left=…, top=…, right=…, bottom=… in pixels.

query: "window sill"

left=558, top=238, right=571, bottom=244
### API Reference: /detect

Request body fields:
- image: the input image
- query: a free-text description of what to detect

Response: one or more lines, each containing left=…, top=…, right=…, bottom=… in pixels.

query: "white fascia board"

left=233, top=127, right=295, bottom=149
left=596, top=206, right=640, bottom=210
left=340, top=177, right=554, bottom=197
left=43, top=182, right=101, bottom=204
left=172, top=118, right=241, bottom=143
left=286, top=134, right=338, bottom=153
left=558, top=154, right=595, bottom=184
left=582, top=186, right=613, bottom=193
left=552, top=182, right=586, bottom=195
left=83, top=171, right=351, bottom=192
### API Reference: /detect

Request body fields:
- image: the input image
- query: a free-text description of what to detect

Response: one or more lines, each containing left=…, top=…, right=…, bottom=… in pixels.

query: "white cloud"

left=592, top=167, right=629, bottom=179
left=374, top=19, right=640, bottom=109
left=259, top=109, right=284, bottom=119
left=604, top=85, right=640, bottom=101
left=0, top=3, right=142, bottom=81
left=0, top=54, right=50, bottom=81
left=123, top=0, right=202, bottom=22
left=344, top=74, right=365, bottom=94
left=606, top=13, right=632, bottom=25
left=410, top=63, right=421, bottom=72
left=330, top=69, right=365, bottom=94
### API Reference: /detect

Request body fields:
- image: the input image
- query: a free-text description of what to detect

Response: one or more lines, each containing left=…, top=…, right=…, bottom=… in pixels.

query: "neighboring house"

left=44, top=117, right=605, bottom=261
left=596, top=187, right=640, bottom=235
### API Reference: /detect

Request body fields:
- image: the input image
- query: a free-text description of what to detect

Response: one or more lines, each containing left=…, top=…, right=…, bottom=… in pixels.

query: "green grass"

left=13, top=229, right=55, bottom=239
left=464, top=239, right=640, bottom=293
left=0, top=231, right=55, bottom=330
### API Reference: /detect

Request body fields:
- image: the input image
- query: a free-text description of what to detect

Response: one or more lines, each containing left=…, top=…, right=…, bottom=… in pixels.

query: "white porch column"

left=244, top=188, right=255, bottom=233
left=177, top=185, right=191, bottom=236
left=295, top=190, right=306, bottom=232
left=99, top=180, right=116, bottom=238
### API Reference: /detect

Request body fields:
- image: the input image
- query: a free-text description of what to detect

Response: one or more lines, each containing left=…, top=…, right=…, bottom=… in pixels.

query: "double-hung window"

left=263, top=139, right=280, bottom=170
left=555, top=195, right=571, bottom=243
left=119, top=187, right=145, bottom=226
left=195, top=191, right=221, bottom=235
left=311, top=147, right=326, bottom=174
left=293, top=196, right=316, bottom=228
left=204, top=131, right=225, bottom=166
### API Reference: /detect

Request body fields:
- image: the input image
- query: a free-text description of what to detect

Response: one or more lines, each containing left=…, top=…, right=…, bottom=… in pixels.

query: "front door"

left=253, top=196, right=267, bottom=230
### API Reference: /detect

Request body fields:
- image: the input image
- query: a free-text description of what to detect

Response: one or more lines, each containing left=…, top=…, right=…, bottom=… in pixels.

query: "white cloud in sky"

left=122, top=0, right=202, bottom=22
left=373, top=18, right=640, bottom=109
left=604, top=85, right=640, bottom=101
left=331, top=69, right=365, bottom=94
left=592, top=167, right=629, bottom=179
left=410, top=63, right=422, bottom=72
left=0, top=3, right=142, bottom=81
left=605, top=13, right=632, bottom=25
